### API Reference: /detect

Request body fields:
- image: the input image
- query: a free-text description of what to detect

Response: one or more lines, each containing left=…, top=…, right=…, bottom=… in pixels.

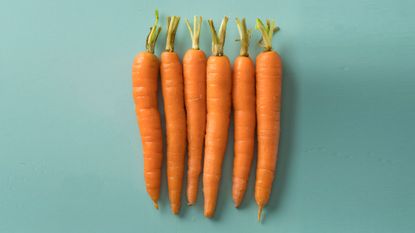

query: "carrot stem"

left=185, top=16, right=202, bottom=50
left=165, top=16, right=181, bottom=52
left=255, top=18, right=280, bottom=51
left=235, top=18, right=251, bottom=57
left=145, top=10, right=162, bottom=53
left=208, top=16, right=229, bottom=56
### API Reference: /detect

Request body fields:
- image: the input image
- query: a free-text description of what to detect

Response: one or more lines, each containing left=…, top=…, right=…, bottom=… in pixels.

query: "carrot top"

left=165, top=16, right=181, bottom=52
left=145, top=10, right=162, bottom=54
left=208, top=16, right=229, bottom=56
left=255, top=18, right=280, bottom=51
left=235, top=18, right=251, bottom=57
left=185, top=16, right=203, bottom=50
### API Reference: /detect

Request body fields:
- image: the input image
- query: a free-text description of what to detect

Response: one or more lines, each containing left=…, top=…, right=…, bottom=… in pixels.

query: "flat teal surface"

left=1, top=0, right=414, bottom=232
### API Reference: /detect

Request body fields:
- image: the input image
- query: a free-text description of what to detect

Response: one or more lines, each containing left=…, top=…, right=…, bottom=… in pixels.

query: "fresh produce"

left=232, top=18, right=256, bottom=208
left=183, top=16, right=207, bottom=205
left=254, top=18, right=282, bottom=221
left=132, top=12, right=284, bottom=220
left=132, top=10, right=163, bottom=209
left=160, top=16, right=187, bottom=214
left=203, top=16, right=232, bottom=218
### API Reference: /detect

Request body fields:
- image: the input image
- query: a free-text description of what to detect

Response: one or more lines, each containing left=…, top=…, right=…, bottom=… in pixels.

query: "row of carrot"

left=132, top=11, right=282, bottom=221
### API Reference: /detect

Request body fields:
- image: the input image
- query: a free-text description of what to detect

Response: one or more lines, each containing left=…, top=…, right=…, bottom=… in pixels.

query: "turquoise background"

left=1, top=0, right=414, bottom=232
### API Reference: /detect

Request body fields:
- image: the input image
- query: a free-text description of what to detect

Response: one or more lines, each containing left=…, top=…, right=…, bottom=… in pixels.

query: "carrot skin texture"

left=132, top=52, right=163, bottom=208
left=160, top=52, right=187, bottom=214
left=183, top=49, right=207, bottom=205
left=232, top=56, right=256, bottom=207
left=255, top=51, right=282, bottom=210
left=203, top=55, right=232, bottom=217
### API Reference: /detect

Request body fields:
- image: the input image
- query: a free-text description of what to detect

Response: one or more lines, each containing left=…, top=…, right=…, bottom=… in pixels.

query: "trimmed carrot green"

left=132, top=10, right=163, bottom=209
left=232, top=17, right=256, bottom=208
left=203, top=16, right=231, bottom=218
left=255, top=18, right=282, bottom=222
left=183, top=16, right=207, bottom=205
left=160, top=16, right=187, bottom=215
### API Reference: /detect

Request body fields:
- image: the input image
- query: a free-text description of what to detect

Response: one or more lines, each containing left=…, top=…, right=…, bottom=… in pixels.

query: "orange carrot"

left=255, top=18, right=282, bottom=221
left=232, top=18, right=256, bottom=208
left=132, top=10, right=163, bottom=209
left=203, top=16, right=231, bottom=218
left=183, top=16, right=207, bottom=205
left=160, top=16, right=187, bottom=214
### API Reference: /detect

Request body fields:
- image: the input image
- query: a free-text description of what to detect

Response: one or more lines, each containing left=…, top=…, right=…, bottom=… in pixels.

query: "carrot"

left=132, top=10, right=163, bottom=209
left=254, top=18, right=282, bottom=221
left=203, top=16, right=231, bottom=218
left=183, top=16, right=207, bottom=205
left=160, top=16, right=187, bottom=215
left=232, top=18, right=256, bottom=208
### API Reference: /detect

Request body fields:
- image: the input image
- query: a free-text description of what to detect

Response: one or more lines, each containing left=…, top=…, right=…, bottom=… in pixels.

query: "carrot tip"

left=233, top=195, right=242, bottom=208
left=171, top=204, right=180, bottom=214
left=172, top=210, right=180, bottom=215
left=204, top=209, right=214, bottom=218
left=153, top=201, right=159, bottom=209
left=258, top=205, right=263, bottom=222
